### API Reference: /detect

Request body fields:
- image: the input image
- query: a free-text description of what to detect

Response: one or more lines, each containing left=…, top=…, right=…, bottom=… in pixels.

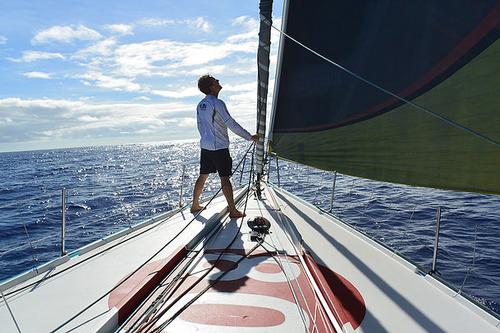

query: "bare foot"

left=229, top=209, right=246, bottom=218
left=190, top=205, right=204, bottom=213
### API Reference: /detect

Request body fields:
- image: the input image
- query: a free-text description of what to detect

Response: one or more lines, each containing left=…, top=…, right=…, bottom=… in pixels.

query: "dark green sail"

left=270, top=1, right=500, bottom=194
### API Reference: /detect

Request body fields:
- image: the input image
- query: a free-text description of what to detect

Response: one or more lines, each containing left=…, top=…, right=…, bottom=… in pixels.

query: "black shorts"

left=200, top=148, right=233, bottom=177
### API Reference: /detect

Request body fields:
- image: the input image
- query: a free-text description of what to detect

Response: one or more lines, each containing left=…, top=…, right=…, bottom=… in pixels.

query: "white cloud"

left=104, top=24, right=134, bottom=36
left=183, top=65, right=227, bottom=77
left=228, top=90, right=255, bottom=104
left=178, top=117, right=196, bottom=127
left=32, top=25, right=102, bottom=44
left=136, top=17, right=211, bottom=32
left=77, top=72, right=142, bottom=92
left=0, top=117, right=13, bottom=124
left=23, top=71, right=53, bottom=79
left=78, top=115, right=99, bottom=122
left=62, top=14, right=262, bottom=92
left=223, top=82, right=255, bottom=92
left=228, top=16, right=258, bottom=42
left=111, top=38, right=254, bottom=78
left=73, top=38, right=117, bottom=59
left=6, top=14, right=265, bottom=118
left=0, top=13, right=284, bottom=151
left=134, top=96, right=151, bottom=101
left=0, top=35, right=7, bottom=44
left=184, top=17, right=212, bottom=33
left=151, top=87, right=201, bottom=98
left=232, top=16, right=255, bottom=27
left=0, top=97, right=196, bottom=144
left=137, top=18, right=176, bottom=26
left=12, top=51, right=65, bottom=62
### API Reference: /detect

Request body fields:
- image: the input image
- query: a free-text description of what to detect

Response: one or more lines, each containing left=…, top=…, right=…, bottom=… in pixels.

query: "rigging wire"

left=45, top=143, right=255, bottom=332
left=148, top=241, right=263, bottom=333
left=120, top=251, right=199, bottom=332
left=255, top=198, right=315, bottom=332
left=260, top=242, right=334, bottom=333
left=255, top=179, right=337, bottom=332
left=263, top=18, right=500, bottom=148
left=3, top=143, right=254, bottom=305
left=124, top=180, right=253, bottom=333
left=263, top=211, right=335, bottom=333
left=119, top=198, right=248, bottom=333
left=260, top=240, right=312, bottom=332
left=21, top=222, right=38, bottom=274
left=115, top=182, right=255, bottom=332
left=267, top=185, right=346, bottom=333
left=456, top=220, right=480, bottom=295
left=139, top=144, right=257, bottom=332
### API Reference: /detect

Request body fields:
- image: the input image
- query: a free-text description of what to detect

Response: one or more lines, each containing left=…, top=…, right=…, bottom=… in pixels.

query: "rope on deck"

left=45, top=143, right=256, bottom=332
left=136, top=144, right=258, bottom=332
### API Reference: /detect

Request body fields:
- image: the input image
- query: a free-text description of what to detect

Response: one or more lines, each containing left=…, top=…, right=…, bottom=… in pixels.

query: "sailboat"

left=1, top=0, right=499, bottom=332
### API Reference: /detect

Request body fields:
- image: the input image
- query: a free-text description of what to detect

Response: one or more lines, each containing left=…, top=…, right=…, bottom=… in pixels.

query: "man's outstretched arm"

left=216, top=100, right=258, bottom=141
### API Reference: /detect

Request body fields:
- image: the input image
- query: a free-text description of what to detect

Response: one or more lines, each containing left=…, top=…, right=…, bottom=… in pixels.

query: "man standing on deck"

left=191, top=74, right=259, bottom=218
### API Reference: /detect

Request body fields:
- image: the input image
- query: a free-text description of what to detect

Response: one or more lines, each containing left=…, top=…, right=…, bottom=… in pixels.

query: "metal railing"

left=0, top=155, right=254, bottom=275
left=61, top=188, right=68, bottom=256
left=266, top=155, right=485, bottom=281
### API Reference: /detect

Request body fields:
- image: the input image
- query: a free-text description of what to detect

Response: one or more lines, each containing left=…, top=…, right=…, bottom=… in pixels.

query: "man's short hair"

left=198, top=74, right=214, bottom=95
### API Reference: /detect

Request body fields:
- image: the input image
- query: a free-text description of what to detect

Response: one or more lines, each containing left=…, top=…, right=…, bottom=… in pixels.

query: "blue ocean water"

left=0, top=141, right=499, bottom=316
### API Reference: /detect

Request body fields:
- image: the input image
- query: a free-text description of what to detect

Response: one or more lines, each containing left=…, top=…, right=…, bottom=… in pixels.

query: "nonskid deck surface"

left=269, top=185, right=500, bottom=333
left=117, top=194, right=338, bottom=332
left=0, top=191, right=243, bottom=333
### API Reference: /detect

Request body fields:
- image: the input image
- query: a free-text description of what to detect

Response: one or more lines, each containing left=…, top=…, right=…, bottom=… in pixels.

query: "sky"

left=0, top=0, right=284, bottom=152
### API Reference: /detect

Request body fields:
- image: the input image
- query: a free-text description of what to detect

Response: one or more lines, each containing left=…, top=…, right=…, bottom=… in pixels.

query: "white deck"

left=1, top=184, right=499, bottom=332
left=0, top=191, right=243, bottom=333
left=121, top=188, right=335, bottom=332
left=270, top=185, right=500, bottom=332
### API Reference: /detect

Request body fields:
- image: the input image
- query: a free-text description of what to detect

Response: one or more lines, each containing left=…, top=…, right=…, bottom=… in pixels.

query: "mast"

left=255, top=0, right=273, bottom=198
left=268, top=0, right=289, bottom=147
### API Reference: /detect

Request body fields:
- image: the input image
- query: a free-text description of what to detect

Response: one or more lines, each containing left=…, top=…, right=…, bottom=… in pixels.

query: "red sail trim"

left=274, top=3, right=500, bottom=134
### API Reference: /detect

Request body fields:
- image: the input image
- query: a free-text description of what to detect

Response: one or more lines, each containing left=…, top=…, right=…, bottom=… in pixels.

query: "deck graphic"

left=111, top=250, right=366, bottom=332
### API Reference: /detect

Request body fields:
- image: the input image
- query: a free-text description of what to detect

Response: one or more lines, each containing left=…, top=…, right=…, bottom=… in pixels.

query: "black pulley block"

left=247, top=216, right=271, bottom=236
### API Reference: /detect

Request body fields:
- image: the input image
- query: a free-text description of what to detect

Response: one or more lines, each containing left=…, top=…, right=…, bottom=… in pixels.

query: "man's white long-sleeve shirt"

left=196, top=95, right=252, bottom=150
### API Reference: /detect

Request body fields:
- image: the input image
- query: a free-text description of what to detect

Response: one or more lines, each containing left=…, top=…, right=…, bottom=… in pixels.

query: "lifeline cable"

left=3, top=143, right=255, bottom=299
left=263, top=18, right=500, bottom=148
left=1, top=143, right=254, bottom=333
left=47, top=143, right=255, bottom=332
